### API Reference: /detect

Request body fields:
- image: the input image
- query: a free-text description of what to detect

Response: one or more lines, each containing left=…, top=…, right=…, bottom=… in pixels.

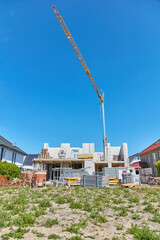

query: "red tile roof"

left=130, top=162, right=148, bottom=168
left=139, top=139, right=160, bottom=155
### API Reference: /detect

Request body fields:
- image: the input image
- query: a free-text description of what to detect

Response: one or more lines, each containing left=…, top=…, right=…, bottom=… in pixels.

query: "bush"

left=0, top=161, right=21, bottom=180
left=155, top=161, right=160, bottom=177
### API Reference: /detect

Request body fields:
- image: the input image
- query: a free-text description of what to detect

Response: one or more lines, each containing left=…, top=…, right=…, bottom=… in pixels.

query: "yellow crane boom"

left=51, top=5, right=107, bottom=158
left=51, top=5, right=104, bottom=103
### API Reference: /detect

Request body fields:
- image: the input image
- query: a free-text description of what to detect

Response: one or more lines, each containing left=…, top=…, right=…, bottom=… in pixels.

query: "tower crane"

left=51, top=5, right=107, bottom=160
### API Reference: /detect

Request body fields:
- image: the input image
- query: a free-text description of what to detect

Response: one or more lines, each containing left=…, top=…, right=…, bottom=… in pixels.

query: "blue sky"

left=0, top=0, right=160, bottom=156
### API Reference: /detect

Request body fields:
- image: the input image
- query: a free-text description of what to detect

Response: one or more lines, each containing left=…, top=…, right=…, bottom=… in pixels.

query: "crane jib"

left=51, top=5, right=104, bottom=103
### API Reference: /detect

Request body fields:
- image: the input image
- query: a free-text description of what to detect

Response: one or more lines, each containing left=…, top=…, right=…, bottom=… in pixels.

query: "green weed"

left=48, top=234, right=61, bottom=239
left=129, top=197, right=139, bottom=204
left=116, top=224, right=124, bottom=230
left=131, top=214, right=141, bottom=220
left=67, top=236, right=83, bottom=240
left=39, top=199, right=52, bottom=208
left=128, top=224, right=160, bottom=240
left=66, top=220, right=87, bottom=235
left=151, top=214, right=160, bottom=223
left=43, top=218, right=59, bottom=228
left=144, top=203, right=156, bottom=214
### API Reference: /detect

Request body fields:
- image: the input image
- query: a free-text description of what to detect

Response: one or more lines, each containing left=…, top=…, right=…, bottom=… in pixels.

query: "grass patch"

left=38, top=199, right=52, bottom=208
left=1, top=228, right=29, bottom=240
left=13, top=213, right=36, bottom=227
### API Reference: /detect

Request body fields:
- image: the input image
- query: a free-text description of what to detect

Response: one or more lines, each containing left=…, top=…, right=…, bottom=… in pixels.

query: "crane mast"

left=51, top=5, right=107, bottom=160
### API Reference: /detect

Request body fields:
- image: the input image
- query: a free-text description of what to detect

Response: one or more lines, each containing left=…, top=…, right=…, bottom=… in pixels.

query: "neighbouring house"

left=0, top=136, right=27, bottom=168
left=23, top=154, right=39, bottom=170
left=33, top=142, right=129, bottom=180
left=139, top=139, right=160, bottom=176
left=129, top=153, right=148, bottom=168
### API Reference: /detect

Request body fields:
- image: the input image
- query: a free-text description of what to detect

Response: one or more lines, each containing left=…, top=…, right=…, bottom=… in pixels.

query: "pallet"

left=121, top=183, right=138, bottom=188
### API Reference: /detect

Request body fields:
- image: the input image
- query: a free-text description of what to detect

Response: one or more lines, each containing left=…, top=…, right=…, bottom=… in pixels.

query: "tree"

left=155, top=161, right=160, bottom=177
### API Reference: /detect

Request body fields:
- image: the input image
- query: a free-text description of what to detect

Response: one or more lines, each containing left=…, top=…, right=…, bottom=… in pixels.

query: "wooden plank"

left=121, top=183, right=138, bottom=188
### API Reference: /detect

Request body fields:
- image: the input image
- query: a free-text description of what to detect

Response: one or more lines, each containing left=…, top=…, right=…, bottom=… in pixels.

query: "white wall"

left=93, top=152, right=103, bottom=161
left=0, top=148, right=24, bottom=166
left=105, top=143, right=129, bottom=167
left=84, top=159, right=95, bottom=175
left=45, top=143, right=95, bottom=160
left=43, top=142, right=129, bottom=167
left=16, top=153, right=24, bottom=164
left=3, top=149, right=12, bottom=162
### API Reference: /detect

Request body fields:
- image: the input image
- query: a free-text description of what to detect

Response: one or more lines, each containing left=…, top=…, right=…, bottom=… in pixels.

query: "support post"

left=101, top=100, right=107, bottom=161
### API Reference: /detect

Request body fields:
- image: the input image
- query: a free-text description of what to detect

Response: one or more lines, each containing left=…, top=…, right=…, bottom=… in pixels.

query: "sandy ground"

left=0, top=185, right=160, bottom=240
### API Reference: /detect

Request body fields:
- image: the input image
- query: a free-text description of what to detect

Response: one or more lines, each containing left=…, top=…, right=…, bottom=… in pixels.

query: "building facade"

left=139, top=139, right=160, bottom=176
left=0, top=136, right=27, bottom=167
left=33, top=142, right=129, bottom=179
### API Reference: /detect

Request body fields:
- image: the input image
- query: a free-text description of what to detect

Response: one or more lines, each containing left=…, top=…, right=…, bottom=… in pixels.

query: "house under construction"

left=33, top=142, right=129, bottom=180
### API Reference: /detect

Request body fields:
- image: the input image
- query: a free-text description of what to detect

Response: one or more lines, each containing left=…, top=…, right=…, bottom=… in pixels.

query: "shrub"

left=0, top=161, right=21, bottom=180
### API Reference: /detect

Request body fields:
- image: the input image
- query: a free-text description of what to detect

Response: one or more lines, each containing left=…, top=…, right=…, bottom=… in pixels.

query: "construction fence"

left=81, top=175, right=109, bottom=188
